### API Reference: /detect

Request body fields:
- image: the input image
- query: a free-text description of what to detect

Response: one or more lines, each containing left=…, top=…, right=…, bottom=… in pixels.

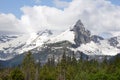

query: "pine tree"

left=22, top=51, right=35, bottom=80
left=71, top=53, right=77, bottom=65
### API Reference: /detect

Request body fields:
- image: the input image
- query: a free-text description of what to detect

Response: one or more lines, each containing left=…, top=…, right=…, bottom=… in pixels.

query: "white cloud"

left=65, top=0, right=120, bottom=34
left=0, top=13, right=19, bottom=32
left=20, top=6, right=73, bottom=32
left=0, top=13, right=29, bottom=33
left=0, top=0, right=120, bottom=36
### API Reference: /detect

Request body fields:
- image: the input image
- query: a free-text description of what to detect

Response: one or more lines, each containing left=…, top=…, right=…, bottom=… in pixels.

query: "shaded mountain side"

left=71, top=20, right=91, bottom=47
left=90, top=35, right=104, bottom=43
left=71, top=20, right=104, bottom=47
left=108, top=37, right=120, bottom=48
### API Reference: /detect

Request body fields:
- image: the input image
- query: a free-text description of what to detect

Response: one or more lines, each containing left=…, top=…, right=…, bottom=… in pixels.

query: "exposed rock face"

left=91, top=35, right=104, bottom=43
left=108, top=37, right=119, bottom=47
left=71, top=20, right=91, bottom=47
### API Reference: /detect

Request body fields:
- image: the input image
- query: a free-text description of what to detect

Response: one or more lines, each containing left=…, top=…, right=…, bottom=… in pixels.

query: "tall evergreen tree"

left=22, top=51, right=35, bottom=80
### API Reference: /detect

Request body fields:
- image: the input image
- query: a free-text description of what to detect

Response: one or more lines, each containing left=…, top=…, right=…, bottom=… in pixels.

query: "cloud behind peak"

left=0, top=0, right=120, bottom=36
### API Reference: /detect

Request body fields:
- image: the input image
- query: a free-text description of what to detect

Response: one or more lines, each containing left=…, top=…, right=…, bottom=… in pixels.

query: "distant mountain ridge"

left=0, top=19, right=120, bottom=62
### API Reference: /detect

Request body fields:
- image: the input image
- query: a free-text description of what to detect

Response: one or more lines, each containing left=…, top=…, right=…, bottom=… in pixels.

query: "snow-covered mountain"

left=0, top=20, right=120, bottom=61
left=0, top=29, right=54, bottom=60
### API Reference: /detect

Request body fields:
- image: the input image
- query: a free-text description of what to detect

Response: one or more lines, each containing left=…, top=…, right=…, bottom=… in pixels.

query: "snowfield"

left=76, top=41, right=120, bottom=56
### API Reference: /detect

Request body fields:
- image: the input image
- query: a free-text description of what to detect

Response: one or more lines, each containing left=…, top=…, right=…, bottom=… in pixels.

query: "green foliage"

left=0, top=51, right=120, bottom=80
left=22, top=51, right=35, bottom=69
left=10, top=68, right=24, bottom=80
left=22, top=51, right=35, bottom=80
left=39, top=66, right=56, bottom=80
left=91, top=72, right=108, bottom=80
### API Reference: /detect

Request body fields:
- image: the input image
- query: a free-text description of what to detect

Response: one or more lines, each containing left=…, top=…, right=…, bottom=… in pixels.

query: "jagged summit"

left=75, top=20, right=84, bottom=28
left=71, top=20, right=91, bottom=47
left=71, top=20, right=85, bottom=31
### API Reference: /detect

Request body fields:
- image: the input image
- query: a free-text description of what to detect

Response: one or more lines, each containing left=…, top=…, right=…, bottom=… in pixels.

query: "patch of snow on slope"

left=99, top=40, right=119, bottom=55
left=0, top=34, right=29, bottom=53
left=0, top=56, right=14, bottom=61
left=49, top=29, right=75, bottom=44
left=21, top=32, right=53, bottom=53
left=26, top=33, right=38, bottom=45
left=76, top=40, right=120, bottom=56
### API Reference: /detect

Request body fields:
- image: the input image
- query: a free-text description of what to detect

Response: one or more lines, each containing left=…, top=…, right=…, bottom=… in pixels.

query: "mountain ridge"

left=0, top=19, right=120, bottom=61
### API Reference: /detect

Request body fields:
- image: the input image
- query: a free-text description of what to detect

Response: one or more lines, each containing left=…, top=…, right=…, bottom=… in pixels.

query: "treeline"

left=0, top=51, right=120, bottom=80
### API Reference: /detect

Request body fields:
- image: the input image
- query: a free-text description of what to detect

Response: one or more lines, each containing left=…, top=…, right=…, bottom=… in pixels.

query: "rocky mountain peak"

left=75, top=20, right=84, bottom=28
left=72, top=20, right=85, bottom=32
left=71, top=20, right=91, bottom=47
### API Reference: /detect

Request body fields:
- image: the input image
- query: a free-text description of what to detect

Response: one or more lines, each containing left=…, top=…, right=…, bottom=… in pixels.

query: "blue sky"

left=0, top=0, right=71, bottom=18
left=110, top=0, right=120, bottom=5
left=0, top=0, right=119, bottom=18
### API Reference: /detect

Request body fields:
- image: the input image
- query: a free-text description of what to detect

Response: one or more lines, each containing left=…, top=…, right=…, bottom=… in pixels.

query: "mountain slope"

left=0, top=30, right=53, bottom=60
left=0, top=20, right=120, bottom=61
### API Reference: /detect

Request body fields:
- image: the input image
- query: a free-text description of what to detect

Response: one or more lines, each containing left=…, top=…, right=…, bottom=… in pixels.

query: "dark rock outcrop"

left=91, top=35, right=104, bottom=43
left=71, top=20, right=91, bottom=47
left=108, top=37, right=119, bottom=47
